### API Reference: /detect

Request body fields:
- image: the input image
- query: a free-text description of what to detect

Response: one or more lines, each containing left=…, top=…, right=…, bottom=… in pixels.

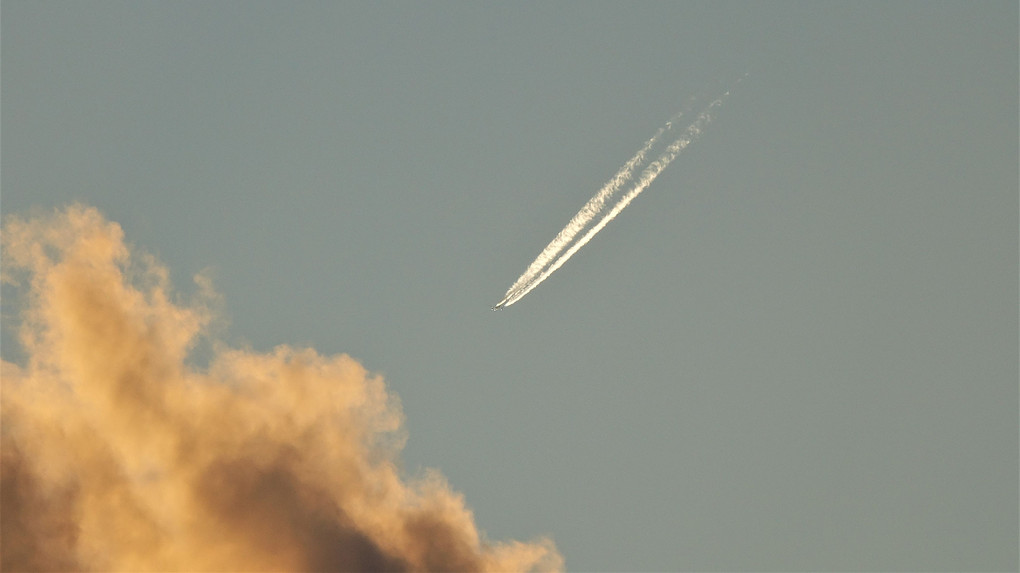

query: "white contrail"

left=496, top=112, right=684, bottom=307
left=496, top=93, right=728, bottom=309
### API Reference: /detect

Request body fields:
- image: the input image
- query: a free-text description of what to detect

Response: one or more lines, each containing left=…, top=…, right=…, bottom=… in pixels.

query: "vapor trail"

left=497, top=113, right=683, bottom=307
left=497, top=93, right=728, bottom=309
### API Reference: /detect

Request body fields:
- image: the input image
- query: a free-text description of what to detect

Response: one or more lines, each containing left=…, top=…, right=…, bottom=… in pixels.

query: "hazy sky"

left=3, top=2, right=1017, bottom=571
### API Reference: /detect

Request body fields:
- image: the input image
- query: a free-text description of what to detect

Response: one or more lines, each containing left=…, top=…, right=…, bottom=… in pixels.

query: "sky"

left=2, top=2, right=1017, bottom=571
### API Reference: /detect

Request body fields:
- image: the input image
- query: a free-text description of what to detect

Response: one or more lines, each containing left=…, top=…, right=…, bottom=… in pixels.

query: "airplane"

left=492, top=302, right=507, bottom=311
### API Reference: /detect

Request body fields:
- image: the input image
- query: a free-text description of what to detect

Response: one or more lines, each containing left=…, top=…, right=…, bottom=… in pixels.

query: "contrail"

left=497, top=112, right=684, bottom=307
left=495, top=92, right=729, bottom=309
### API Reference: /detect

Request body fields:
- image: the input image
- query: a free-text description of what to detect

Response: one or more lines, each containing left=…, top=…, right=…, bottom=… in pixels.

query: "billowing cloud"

left=1, top=205, right=562, bottom=572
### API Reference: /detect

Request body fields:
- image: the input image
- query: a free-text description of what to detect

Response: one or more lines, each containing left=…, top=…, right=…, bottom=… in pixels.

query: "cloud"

left=1, top=205, right=562, bottom=572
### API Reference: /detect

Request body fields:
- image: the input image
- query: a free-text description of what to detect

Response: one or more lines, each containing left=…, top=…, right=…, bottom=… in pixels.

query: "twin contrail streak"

left=499, top=114, right=679, bottom=303
left=494, top=91, right=730, bottom=310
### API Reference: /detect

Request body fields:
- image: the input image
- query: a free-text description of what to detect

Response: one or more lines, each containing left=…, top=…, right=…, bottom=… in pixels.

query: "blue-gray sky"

left=3, top=2, right=1017, bottom=570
